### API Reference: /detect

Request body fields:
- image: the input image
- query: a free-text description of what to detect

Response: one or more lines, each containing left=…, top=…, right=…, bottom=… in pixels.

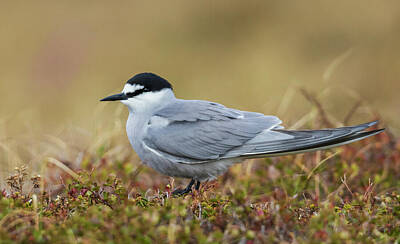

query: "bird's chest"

left=126, top=114, right=149, bottom=154
left=126, top=113, right=168, bottom=162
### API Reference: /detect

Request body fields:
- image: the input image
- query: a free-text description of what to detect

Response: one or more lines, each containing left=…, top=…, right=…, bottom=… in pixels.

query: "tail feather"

left=233, top=121, right=384, bottom=159
left=254, top=129, right=384, bottom=158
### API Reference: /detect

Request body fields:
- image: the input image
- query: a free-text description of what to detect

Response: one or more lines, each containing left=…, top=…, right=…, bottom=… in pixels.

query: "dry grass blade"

left=289, top=109, right=317, bottom=130
left=323, top=48, right=353, bottom=82
left=46, top=157, right=79, bottom=180
left=306, top=150, right=341, bottom=181
left=277, top=86, right=296, bottom=117
left=0, top=141, right=23, bottom=166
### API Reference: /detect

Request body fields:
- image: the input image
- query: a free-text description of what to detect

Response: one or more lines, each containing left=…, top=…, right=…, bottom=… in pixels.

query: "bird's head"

left=100, top=73, right=174, bottom=112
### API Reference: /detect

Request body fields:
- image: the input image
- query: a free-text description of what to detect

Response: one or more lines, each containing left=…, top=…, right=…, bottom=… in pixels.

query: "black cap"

left=127, top=73, right=173, bottom=91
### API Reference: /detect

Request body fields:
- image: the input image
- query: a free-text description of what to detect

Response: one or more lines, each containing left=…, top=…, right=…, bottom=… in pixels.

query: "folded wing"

left=146, top=100, right=383, bottom=164
left=144, top=100, right=282, bottom=162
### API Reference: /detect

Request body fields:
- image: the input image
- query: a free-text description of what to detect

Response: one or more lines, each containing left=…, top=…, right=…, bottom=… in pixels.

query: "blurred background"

left=0, top=1, right=399, bottom=180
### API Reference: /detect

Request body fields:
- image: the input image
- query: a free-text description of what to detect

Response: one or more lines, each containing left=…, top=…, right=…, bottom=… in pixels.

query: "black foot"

left=195, top=181, right=201, bottom=191
left=172, top=179, right=198, bottom=196
left=172, top=187, right=192, bottom=196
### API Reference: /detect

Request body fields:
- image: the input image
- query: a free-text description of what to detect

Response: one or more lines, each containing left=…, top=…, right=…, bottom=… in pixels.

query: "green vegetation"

left=0, top=125, right=398, bottom=243
left=1, top=1, right=399, bottom=243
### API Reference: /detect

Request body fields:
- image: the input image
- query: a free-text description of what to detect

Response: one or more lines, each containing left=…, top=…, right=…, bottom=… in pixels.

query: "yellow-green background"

left=0, top=1, right=399, bottom=177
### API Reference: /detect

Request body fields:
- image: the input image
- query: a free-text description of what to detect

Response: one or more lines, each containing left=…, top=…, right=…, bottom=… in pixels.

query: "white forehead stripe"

left=122, top=83, right=145, bottom=93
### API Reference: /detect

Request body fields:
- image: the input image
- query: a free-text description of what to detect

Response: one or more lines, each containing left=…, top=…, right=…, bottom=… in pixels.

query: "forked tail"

left=240, top=121, right=384, bottom=158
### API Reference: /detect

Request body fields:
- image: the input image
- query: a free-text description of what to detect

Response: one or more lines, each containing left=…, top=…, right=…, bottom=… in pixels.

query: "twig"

left=363, top=178, right=375, bottom=203
left=340, top=174, right=353, bottom=197
left=299, top=88, right=333, bottom=128
left=32, top=194, right=39, bottom=231
left=343, top=100, right=362, bottom=125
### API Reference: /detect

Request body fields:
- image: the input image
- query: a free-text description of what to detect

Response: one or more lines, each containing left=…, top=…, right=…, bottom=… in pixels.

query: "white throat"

left=121, top=88, right=175, bottom=114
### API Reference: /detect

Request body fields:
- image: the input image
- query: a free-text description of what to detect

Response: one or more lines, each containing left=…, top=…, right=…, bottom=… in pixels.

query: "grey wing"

left=144, top=100, right=282, bottom=162
left=155, top=99, right=247, bottom=121
left=147, top=100, right=383, bottom=163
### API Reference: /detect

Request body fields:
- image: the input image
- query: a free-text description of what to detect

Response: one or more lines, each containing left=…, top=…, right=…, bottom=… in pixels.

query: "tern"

left=101, top=73, right=384, bottom=195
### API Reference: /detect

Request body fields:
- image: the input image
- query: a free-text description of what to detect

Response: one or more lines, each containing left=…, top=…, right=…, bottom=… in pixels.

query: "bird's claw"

left=172, top=187, right=192, bottom=196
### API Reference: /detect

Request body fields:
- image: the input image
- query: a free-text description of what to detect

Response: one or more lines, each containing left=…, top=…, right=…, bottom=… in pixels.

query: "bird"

left=100, top=72, right=384, bottom=195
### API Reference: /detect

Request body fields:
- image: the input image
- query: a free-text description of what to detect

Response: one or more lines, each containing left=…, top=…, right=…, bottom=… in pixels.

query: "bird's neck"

left=125, top=89, right=176, bottom=148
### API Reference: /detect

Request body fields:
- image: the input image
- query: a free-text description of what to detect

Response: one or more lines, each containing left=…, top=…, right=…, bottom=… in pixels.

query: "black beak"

left=100, top=93, right=128, bottom=101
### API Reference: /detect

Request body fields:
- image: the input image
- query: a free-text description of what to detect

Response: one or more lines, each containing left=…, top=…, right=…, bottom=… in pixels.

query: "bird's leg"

left=172, top=179, right=195, bottom=196
left=195, top=181, right=201, bottom=191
